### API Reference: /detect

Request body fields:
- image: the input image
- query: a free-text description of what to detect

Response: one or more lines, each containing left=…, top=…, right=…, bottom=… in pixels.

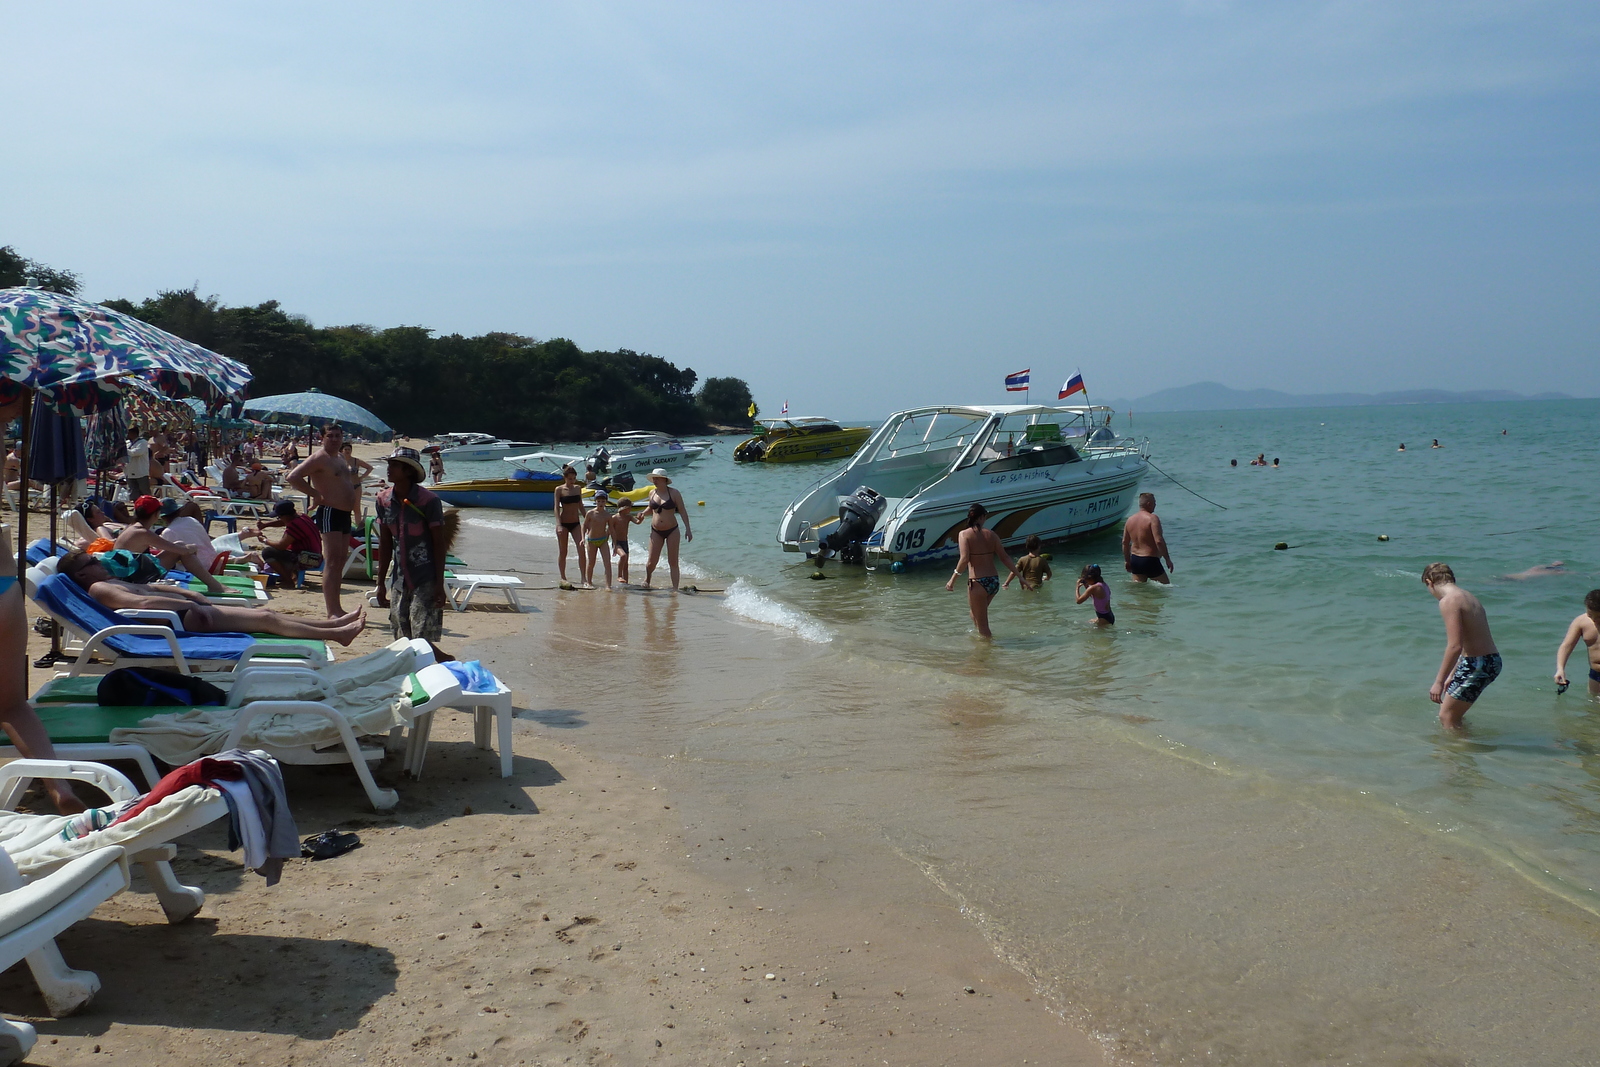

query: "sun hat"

left=384, top=447, right=427, bottom=480
left=133, top=495, right=162, bottom=519
left=159, top=497, right=185, bottom=519
left=648, top=468, right=672, bottom=483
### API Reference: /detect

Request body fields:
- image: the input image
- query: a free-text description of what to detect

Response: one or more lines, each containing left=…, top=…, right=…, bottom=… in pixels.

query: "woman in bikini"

left=642, top=468, right=693, bottom=591
left=554, top=464, right=585, bottom=584
left=944, top=503, right=1018, bottom=638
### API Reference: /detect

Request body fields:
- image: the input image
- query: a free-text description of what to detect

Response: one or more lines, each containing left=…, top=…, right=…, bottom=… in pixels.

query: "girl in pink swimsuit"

left=1074, top=563, right=1115, bottom=626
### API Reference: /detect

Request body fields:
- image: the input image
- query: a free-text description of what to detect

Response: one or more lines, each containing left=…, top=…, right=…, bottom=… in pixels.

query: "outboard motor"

left=734, top=438, right=768, bottom=462
left=810, top=486, right=887, bottom=566
left=588, top=447, right=611, bottom=476
left=606, top=469, right=636, bottom=493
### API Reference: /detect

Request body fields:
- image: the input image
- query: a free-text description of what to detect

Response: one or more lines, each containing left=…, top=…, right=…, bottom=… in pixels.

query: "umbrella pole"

left=36, top=482, right=65, bottom=667
left=14, top=400, right=29, bottom=586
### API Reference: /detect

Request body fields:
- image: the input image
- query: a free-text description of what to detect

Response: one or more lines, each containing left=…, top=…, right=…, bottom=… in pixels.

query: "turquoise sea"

left=454, top=398, right=1600, bottom=908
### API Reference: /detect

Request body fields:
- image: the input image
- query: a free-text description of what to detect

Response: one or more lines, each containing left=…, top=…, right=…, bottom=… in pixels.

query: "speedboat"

left=733, top=417, right=872, bottom=463
left=433, top=432, right=542, bottom=462
left=587, top=431, right=710, bottom=477
left=778, top=404, right=1147, bottom=567
left=431, top=469, right=561, bottom=510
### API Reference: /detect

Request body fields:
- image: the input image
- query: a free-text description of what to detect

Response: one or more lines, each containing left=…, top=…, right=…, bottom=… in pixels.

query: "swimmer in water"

left=1503, top=561, right=1566, bottom=580
left=1554, top=589, right=1600, bottom=696
left=1398, top=443, right=1406, bottom=451
left=945, top=504, right=1018, bottom=638
left=1432, top=439, right=1442, bottom=448
left=1004, top=534, right=1051, bottom=591
left=1423, top=562, right=1501, bottom=729
left=1074, top=563, right=1114, bottom=625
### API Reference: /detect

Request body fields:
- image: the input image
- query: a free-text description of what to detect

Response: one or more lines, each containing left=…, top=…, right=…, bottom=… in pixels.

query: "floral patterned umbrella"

left=0, top=287, right=252, bottom=413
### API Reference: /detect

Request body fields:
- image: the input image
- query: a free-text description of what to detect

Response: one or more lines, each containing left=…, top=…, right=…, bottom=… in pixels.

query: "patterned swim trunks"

left=389, top=579, right=444, bottom=643
left=970, top=575, right=1001, bottom=597
left=1446, top=653, right=1502, bottom=703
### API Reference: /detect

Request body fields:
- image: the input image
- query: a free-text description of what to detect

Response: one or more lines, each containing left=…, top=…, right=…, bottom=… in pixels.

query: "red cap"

left=133, top=495, right=162, bottom=519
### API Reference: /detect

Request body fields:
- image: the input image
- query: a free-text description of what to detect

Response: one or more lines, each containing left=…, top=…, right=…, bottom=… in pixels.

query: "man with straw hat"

left=374, top=447, right=448, bottom=653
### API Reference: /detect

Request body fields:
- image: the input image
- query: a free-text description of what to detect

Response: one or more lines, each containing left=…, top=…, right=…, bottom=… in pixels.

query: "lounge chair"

left=0, top=845, right=129, bottom=1061
left=26, top=655, right=464, bottom=811
left=0, top=760, right=230, bottom=924
left=25, top=568, right=330, bottom=677
left=443, top=571, right=526, bottom=612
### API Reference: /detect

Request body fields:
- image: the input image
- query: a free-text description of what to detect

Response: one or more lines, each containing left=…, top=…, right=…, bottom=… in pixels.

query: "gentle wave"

left=723, top=578, right=833, bottom=643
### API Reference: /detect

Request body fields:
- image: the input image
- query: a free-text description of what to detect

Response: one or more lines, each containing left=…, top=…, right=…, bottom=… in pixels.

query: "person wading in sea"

left=286, top=424, right=360, bottom=616
left=1122, top=492, right=1173, bottom=584
left=944, top=503, right=1018, bottom=638
left=1422, top=562, right=1501, bottom=729
left=1554, top=589, right=1600, bottom=697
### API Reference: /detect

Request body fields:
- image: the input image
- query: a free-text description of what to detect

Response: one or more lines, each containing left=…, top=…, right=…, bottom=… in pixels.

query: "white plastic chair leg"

left=131, top=845, right=204, bottom=924
left=25, top=941, right=100, bottom=1017
left=0, top=1018, right=35, bottom=1066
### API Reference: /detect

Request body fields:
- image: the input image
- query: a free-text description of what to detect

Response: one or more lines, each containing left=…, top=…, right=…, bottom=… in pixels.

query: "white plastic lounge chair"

left=0, top=760, right=228, bottom=924
left=444, top=572, right=526, bottom=611
left=0, top=845, right=129, bottom=1061
left=403, top=676, right=516, bottom=778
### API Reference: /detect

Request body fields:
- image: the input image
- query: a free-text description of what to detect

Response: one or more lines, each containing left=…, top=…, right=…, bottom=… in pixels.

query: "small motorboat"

left=589, top=431, right=710, bottom=476
left=430, top=469, right=561, bottom=510
left=432, top=432, right=542, bottom=462
left=734, top=417, right=872, bottom=463
left=778, top=404, right=1147, bottom=567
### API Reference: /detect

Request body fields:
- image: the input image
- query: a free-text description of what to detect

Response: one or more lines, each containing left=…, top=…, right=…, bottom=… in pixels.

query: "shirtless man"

left=1554, top=589, right=1600, bottom=696
left=239, top=459, right=275, bottom=501
left=115, top=496, right=229, bottom=595
left=59, top=551, right=365, bottom=645
left=1422, top=562, right=1501, bottom=729
left=286, top=424, right=359, bottom=616
left=1122, top=493, right=1173, bottom=584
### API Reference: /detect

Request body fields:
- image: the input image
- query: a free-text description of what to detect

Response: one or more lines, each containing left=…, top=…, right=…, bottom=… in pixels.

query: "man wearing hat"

left=111, top=496, right=229, bottom=595
left=374, top=447, right=449, bottom=650
left=240, top=458, right=275, bottom=502
left=156, top=496, right=219, bottom=571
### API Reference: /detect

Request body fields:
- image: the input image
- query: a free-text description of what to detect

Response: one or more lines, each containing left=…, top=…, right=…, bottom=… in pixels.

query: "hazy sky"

left=4, top=2, right=1596, bottom=414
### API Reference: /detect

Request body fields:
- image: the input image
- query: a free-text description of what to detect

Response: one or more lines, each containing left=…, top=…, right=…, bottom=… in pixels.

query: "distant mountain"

left=1101, top=381, right=1574, bottom=414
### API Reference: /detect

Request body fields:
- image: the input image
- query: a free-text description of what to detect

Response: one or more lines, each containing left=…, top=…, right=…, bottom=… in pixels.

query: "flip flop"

left=300, top=830, right=362, bottom=860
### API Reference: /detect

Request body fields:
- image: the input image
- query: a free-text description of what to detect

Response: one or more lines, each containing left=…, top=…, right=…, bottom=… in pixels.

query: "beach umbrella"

left=242, top=389, right=391, bottom=437
left=26, top=394, right=87, bottom=666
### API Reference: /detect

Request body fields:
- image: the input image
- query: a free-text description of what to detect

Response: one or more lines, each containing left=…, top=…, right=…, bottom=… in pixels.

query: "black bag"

left=97, top=667, right=227, bottom=707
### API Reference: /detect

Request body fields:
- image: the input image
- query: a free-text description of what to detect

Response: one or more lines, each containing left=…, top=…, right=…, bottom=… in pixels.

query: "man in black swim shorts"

left=286, top=424, right=361, bottom=616
left=1122, top=493, right=1173, bottom=584
left=314, top=505, right=352, bottom=535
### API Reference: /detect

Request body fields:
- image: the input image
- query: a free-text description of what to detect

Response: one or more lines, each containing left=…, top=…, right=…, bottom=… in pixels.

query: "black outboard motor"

left=810, top=486, right=887, bottom=566
left=588, top=447, right=611, bottom=476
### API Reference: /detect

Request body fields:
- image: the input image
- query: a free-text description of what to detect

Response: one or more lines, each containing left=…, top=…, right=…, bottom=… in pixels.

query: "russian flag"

left=1058, top=373, right=1085, bottom=399
left=1005, top=369, right=1031, bottom=392
left=780, top=400, right=789, bottom=416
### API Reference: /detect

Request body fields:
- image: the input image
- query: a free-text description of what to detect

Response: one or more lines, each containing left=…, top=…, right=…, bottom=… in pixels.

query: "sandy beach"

left=3, top=444, right=1106, bottom=1066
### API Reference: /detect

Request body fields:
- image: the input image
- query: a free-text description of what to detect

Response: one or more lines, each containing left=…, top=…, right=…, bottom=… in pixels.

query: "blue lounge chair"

left=28, top=572, right=329, bottom=677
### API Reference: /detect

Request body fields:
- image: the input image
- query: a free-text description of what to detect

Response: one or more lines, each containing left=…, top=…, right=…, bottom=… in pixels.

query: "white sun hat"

left=648, top=468, right=672, bottom=483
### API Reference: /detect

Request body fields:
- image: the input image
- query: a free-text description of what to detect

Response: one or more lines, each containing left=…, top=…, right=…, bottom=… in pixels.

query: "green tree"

left=696, top=376, right=756, bottom=424
left=0, top=245, right=81, bottom=295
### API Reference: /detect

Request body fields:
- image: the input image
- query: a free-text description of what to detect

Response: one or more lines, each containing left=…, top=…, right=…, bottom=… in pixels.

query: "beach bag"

left=94, top=549, right=167, bottom=584
left=97, top=667, right=227, bottom=707
left=84, top=537, right=115, bottom=555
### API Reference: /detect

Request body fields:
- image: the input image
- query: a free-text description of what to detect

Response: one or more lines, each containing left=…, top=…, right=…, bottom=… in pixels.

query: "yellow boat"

left=733, top=417, right=872, bottom=463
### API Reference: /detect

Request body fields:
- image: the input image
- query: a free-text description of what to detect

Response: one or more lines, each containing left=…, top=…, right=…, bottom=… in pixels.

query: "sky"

left=3, top=1, right=1597, bottom=415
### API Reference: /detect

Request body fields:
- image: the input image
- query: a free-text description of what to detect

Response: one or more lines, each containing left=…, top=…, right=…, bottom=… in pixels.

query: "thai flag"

left=781, top=400, right=788, bottom=416
left=1004, top=369, right=1031, bottom=392
left=1058, top=373, right=1086, bottom=399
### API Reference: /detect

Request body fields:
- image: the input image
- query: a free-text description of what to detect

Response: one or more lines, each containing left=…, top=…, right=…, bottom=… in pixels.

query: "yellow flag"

left=747, top=402, right=757, bottom=417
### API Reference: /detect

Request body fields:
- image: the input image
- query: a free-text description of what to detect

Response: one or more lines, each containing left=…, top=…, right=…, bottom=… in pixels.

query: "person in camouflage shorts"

left=373, top=447, right=448, bottom=649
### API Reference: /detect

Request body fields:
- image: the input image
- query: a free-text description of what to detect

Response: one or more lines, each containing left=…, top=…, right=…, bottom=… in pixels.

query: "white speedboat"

left=433, top=432, right=541, bottom=462
left=588, top=431, right=709, bottom=476
left=778, top=404, right=1147, bottom=567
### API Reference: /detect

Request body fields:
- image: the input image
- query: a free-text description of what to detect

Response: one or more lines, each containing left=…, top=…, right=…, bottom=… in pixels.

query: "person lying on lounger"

left=58, top=550, right=367, bottom=646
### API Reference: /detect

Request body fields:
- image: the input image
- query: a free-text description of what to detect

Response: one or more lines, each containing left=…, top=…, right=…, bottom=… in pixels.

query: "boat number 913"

left=892, top=529, right=926, bottom=552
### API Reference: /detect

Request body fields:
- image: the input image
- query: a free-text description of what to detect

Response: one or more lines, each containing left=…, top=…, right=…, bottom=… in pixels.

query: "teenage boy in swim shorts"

left=1422, top=562, right=1501, bottom=728
left=1554, top=589, right=1600, bottom=696
left=1122, top=492, right=1172, bottom=584
left=579, top=490, right=614, bottom=590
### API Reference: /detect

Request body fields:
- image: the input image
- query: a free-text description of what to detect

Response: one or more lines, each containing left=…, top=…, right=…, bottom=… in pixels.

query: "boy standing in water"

left=1422, top=562, right=1501, bottom=728
left=580, top=490, right=614, bottom=589
left=1554, top=589, right=1600, bottom=696
left=1004, top=534, right=1052, bottom=590
left=611, top=497, right=644, bottom=584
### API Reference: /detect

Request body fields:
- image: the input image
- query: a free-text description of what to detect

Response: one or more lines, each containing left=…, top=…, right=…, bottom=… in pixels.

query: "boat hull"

left=438, top=441, right=540, bottom=462
left=432, top=479, right=555, bottom=510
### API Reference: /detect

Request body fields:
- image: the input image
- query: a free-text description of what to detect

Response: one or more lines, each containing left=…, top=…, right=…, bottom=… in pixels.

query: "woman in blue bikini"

left=945, top=503, right=1019, bottom=638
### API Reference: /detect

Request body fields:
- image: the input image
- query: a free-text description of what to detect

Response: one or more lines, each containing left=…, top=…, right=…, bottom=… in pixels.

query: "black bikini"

left=648, top=492, right=680, bottom=541
left=558, top=488, right=584, bottom=533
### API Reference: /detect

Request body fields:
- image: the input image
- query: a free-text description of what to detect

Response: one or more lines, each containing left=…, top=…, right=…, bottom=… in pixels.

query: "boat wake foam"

left=723, top=579, right=832, bottom=644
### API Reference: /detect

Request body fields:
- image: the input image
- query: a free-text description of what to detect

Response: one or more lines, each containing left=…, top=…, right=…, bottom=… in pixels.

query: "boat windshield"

left=856, top=409, right=989, bottom=473
left=955, top=410, right=1101, bottom=468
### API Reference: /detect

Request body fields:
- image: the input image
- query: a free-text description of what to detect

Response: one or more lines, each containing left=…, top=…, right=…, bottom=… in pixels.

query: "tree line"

left=3, top=245, right=755, bottom=439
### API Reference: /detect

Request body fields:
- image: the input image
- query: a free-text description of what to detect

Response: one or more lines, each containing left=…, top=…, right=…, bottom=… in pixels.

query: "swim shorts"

left=1446, top=653, right=1502, bottom=703
left=1096, top=609, right=1115, bottom=624
left=313, top=506, right=352, bottom=535
left=970, top=575, right=1000, bottom=596
left=1127, top=554, right=1166, bottom=578
left=389, top=578, right=444, bottom=643
left=1589, top=667, right=1600, bottom=684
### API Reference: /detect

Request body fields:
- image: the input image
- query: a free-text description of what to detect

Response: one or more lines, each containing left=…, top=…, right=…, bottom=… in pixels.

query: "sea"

left=447, top=398, right=1600, bottom=1065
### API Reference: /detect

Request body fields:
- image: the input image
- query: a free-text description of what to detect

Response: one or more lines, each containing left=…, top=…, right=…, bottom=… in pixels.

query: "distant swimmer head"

left=966, top=503, right=989, bottom=529
left=1230, top=459, right=1238, bottom=467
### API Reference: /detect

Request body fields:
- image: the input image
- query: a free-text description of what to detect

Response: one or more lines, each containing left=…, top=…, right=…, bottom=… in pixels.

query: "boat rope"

left=1484, top=523, right=1554, bottom=537
left=1145, top=458, right=1228, bottom=510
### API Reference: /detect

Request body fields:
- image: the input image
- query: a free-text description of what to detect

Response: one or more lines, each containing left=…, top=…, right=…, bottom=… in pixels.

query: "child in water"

left=1004, top=535, right=1053, bottom=591
left=579, top=491, right=614, bottom=589
left=1074, top=563, right=1114, bottom=625
left=610, top=497, right=644, bottom=584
